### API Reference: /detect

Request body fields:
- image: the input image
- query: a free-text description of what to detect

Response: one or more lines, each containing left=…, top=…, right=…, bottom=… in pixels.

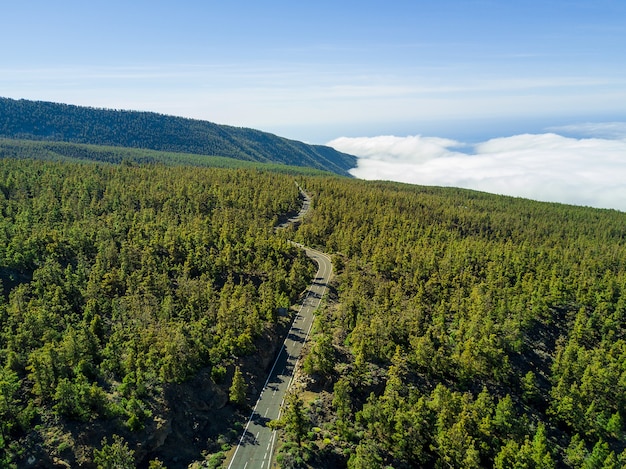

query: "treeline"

left=0, top=138, right=333, bottom=176
left=288, top=178, right=626, bottom=468
left=0, top=97, right=357, bottom=176
left=0, top=158, right=316, bottom=467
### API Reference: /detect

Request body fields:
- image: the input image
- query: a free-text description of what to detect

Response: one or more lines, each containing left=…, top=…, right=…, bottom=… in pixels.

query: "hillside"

left=2, top=155, right=626, bottom=468
left=0, top=159, right=317, bottom=468
left=0, top=97, right=357, bottom=176
left=0, top=138, right=335, bottom=176
left=284, top=177, right=626, bottom=469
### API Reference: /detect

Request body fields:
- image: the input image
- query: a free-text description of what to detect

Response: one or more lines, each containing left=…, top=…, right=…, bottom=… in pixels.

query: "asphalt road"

left=226, top=247, right=332, bottom=469
left=276, top=186, right=311, bottom=230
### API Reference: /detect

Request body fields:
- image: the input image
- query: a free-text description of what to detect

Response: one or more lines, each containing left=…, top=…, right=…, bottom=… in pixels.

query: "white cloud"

left=328, top=135, right=465, bottom=162
left=547, top=122, right=626, bottom=139
left=327, top=130, right=626, bottom=211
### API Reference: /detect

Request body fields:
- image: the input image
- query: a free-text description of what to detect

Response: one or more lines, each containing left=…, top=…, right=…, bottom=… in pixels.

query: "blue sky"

left=3, top=1, right=626, bottom=209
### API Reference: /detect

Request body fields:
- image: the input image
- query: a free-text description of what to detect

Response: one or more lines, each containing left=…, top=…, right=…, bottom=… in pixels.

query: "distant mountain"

left=0, top=97, right=357, bottom=176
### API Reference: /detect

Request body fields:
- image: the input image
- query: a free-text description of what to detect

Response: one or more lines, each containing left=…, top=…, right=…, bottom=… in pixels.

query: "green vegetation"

left=3, top=136, right=626, bottom=467
left=289, top=177, right=626, bottom=468
left=93, top=435, right=135, bottom=469
left=0, top=97, right=356, bottom=175
left=0, top=158, right=316, bottom=466
left=229, top=366, right=248, bottom=406
left=0, top=138, right=335, bottom=176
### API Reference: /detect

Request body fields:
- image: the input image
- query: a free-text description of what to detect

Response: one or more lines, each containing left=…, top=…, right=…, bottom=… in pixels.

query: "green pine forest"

left=0, top=158, right=316, bottom=467
left=1, top=132, right=626, bottom=467
left=0, top=98, right=356, bottom=176
left=287, top=178, right=626, bottom=469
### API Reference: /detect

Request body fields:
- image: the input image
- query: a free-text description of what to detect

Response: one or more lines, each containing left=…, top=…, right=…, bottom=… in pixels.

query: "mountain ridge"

left=0, top=97, right=357, bottom=176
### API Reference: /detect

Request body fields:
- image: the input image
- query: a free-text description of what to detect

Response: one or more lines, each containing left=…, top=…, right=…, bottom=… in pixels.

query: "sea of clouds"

left=328, top=123, right=626, bottom=212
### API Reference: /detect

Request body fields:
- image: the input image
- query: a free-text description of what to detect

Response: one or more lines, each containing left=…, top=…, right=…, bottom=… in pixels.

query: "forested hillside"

left=283, top=178, right=626, bottom=468
left=0, top=138, right=332, bottom=176
left=3, top=152, right=626, bottom=469
left=0, top=97, right=357, bottom=176
left=0, top=158, right=317, bottom=467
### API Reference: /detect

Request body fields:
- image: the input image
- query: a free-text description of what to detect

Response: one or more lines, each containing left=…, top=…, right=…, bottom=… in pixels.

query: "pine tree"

left=93, top=435, right=135, bottom=469
left=229, top=366, right=247, bottom=406
left=284, top=392, right=308, bottom=447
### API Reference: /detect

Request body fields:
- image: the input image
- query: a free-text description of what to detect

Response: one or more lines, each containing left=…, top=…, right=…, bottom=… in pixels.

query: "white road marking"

left=227, top=241, right=332, bottom=469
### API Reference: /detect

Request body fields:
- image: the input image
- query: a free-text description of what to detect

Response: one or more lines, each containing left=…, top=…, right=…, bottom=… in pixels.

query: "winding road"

left=226, top=187, right=332, bottom=469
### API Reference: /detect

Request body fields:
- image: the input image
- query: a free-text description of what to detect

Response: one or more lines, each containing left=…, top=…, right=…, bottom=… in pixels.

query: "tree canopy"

left=0, top=97, right=356, bottom=175
left=290, top=177, right=626, bottom=468
left=0, top=158, right=316, bottom=466
left=3, top=155, right=626, bottom=468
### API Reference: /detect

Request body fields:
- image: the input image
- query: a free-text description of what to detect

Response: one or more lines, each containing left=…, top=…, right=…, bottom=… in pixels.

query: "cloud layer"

left=328, top=129, right=626, bottom=211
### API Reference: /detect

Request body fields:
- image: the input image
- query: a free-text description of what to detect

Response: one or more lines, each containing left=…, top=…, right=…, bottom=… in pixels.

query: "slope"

left=0, top=97, right=357, bottom=176
left=0, top=138, right=335, bottom=176
left=0, top=159, right=319, bottom=468
left=285, top=177, right=626, bottom=468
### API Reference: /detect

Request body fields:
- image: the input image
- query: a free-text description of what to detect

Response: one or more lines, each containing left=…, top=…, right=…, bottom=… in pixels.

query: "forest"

left=0, top=158, right=317, bottom=467
left=0, top=97, right=356, bottom=176
left=278, top=177, right=626, bottom=469
left=0, top=138, right=332, bottom=176
left=2, top=148, right=626, bottom=468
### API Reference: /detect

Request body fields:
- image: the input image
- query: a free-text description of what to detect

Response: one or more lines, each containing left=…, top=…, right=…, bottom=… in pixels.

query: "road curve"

left=276, top=185, right=311, bottom=230
left=227, top=187, right=331, bottom=469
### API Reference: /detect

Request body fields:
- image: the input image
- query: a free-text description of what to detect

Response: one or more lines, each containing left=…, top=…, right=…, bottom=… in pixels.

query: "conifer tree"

left=284, top=392, right=308, bottom=447
left=229, top=366, right=247, bottom=406
left=93, top=435, right=135, bottom=469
